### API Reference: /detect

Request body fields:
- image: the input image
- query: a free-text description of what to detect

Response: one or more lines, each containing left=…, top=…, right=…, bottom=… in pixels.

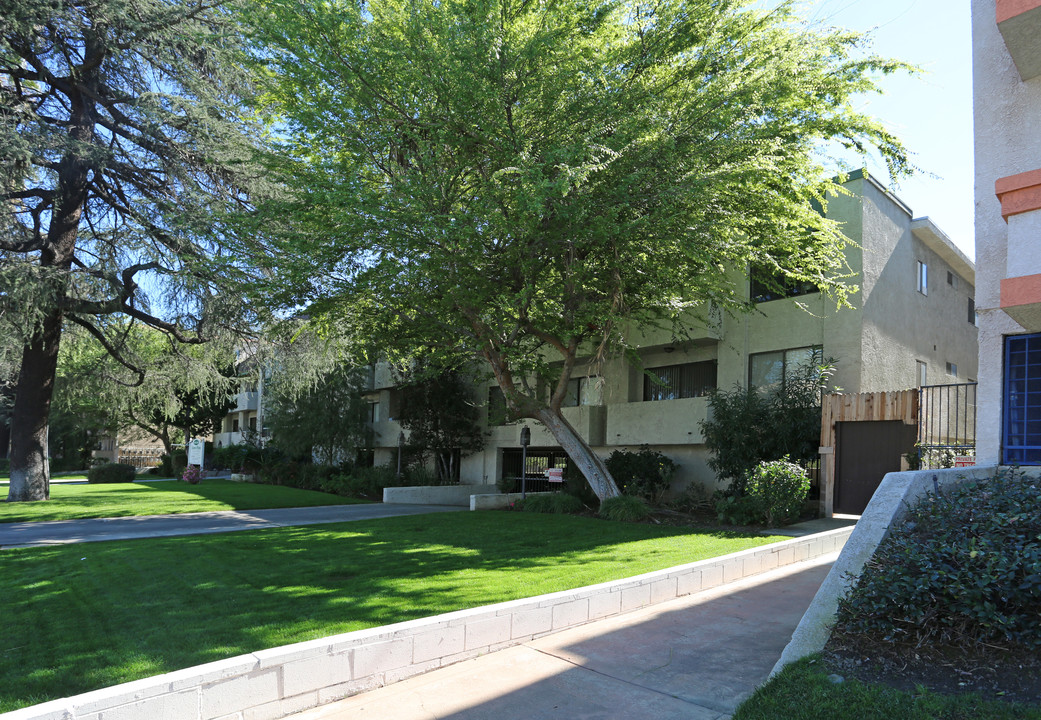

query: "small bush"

left=714, top=493, right=762, bottom=525
left=598, top=495, right=650, bottom=522
left=745, top=458, right=810, bottom=526
left=0, top=458, right=8, bottom=474
left=158, top=450, right=188, bottom=478
left=519, top=493, right=584, bottom=514
left=667, top=482, right=713, bottom=514
left=87, top=462, right=137, bottom=484
left=835, top=468, right=1041, bottom=652
left=604, top=446, right=676, bottom=504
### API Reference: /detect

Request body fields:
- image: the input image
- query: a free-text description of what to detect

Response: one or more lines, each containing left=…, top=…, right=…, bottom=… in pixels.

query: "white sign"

left=187, top=438, right=205, bottom=467
left=954, top=456, right=976, bottom=468
left=545, top=468, right=564, bottom=483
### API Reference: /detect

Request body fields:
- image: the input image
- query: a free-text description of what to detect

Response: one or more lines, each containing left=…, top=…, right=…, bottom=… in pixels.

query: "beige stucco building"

left=972, top=0, right=1041, bottom=465
left=364, top=172, right=978, bottom=494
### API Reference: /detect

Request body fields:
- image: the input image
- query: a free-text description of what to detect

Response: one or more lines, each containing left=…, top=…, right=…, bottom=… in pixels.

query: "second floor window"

left=750, top=264, right=819, bottom=303
left=562, top=376, right=598, bottom=407
left=644, top=361, right=717, bottom=401
left=916, top=260, right=928, bottom=295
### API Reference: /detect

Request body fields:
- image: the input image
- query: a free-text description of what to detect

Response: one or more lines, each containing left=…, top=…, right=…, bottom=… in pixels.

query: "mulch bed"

left=823, top=633, right=1041, bottom=706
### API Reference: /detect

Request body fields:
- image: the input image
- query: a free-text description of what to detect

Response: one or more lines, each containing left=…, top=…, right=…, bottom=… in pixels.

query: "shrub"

left=835, top=468, right=1041, bottom=652
left=181, top=465, right=201, bottom=484
left=598, top=495, right=650, bottom=522
left=0, top=458, right=8, bottom=474
left=700, top=360, right=832, bottom=495
left=745, top=458, right=810, bottom=526
left=158, top=450, right=187, bottom=478
left=667, top=482, right=712, bottom=514
left=519, top=493, right=585, bottom=514
left=604, top=446, right=676, bottom=504
left=87, top=462, right=136, bottom=484
left=713, top=493, right=761, bottom=525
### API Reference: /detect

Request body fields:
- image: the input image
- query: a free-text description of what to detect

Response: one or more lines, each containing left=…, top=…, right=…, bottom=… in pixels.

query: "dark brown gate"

left=834, top=420, right=917, bottom=514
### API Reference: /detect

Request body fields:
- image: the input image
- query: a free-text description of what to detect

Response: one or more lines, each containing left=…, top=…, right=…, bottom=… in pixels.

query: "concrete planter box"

left=383, top=484, right=499, bottom=506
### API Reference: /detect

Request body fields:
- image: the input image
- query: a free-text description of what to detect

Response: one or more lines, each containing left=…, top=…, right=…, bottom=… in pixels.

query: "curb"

left=3, top=527, right=853, bottom=720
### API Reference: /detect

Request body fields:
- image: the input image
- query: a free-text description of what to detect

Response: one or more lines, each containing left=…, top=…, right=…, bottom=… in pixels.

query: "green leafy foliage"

left=835, top=469, right=1041, bottom=652
left=714, top=494, right=763, bottom=526
left=2, top=0, right=275, bottom=500
left=745, top=458, right=810, bottom=526
left=265, top=365, right=373, bottom=467
left=701, top=361, right=832, bottom=495
left=251, top=0, right=910, bottom=502
left=519, top=493, right=585, bottom=515
left=396, top=368, right=487, bottom=482
left=86, top=463, right=136, bottom=484
left=604, top=446, right=676, bottom=504
left=598, top=495, right=651, bottom=523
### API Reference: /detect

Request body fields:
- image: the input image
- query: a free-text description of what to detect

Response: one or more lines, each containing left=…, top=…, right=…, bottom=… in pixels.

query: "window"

left=364, top=401, right=379, bottom=423
left=562, top=376, right=598, bottom=407
left=917, top=360, right=928, bottom=387
left=748, top=346, right=823, bottom=391
left=488, top=386, right=510, bottom=426
left=249, top=416, right=257, bottom=431
left=232, top=418, right=239, bottom=432
left=946, top=362, right=957, bottom=378
left=644, top=361, right=717, bottom=401
left=749, top=265, right=819, bottom=303
left=916, top=260, right=928, bottom=295
left=1003, top=333, right=1041, bottom=464
left=968, top=297, right=976, bottom=325
left=947, top=270, right=959, bottom=289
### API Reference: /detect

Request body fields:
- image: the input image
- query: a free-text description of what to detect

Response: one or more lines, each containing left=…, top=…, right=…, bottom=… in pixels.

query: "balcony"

left=998, top=0, right=1041, bottom=80
left=996, top=170, right=1041, bottom=331
left=234, top=391, right=259, bottom=412
left=605, top=396, right=709, bottom=446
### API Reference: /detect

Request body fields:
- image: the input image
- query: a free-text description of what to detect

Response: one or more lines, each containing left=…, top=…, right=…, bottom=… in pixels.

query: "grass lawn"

left=0, top=480, right=367, bottom=523
left=733, top=657, right=1041, bottom=720
left=1, top=511, right=787, bottom=711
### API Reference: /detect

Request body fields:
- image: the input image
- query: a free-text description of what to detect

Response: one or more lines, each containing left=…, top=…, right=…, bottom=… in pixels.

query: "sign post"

left=186, top=438, right=205, bottom=483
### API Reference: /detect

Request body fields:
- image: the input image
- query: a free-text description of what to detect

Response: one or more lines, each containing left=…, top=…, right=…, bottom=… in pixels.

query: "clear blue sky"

left=799, top=0, right=975, bottom=259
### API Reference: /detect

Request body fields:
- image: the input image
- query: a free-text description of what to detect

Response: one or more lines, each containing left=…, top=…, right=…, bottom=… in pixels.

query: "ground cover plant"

left=0, top=512, right=787, bottom=710
left=735, top=470, right=1041, bottom=719
left=0, top=480, right=365, bottom=524
left=733, top=656, right=1041, bottom=720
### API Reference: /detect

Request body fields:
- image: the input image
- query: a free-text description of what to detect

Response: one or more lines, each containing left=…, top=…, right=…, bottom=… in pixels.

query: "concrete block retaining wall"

left=4, top=527, right=853, bottom=720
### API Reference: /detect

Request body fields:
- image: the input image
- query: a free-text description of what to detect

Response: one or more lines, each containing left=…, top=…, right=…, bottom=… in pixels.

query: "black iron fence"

left=118, top=447, right=164, bottom=470
left=917, top=382, right=977, bottom=469
left=500, top=448, right=570, bottom=494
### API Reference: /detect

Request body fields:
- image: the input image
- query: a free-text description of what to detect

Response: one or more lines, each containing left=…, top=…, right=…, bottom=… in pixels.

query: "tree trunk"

left=533, top=407, right=621, bottom=502
left=6, top=308, right=64, bottom=502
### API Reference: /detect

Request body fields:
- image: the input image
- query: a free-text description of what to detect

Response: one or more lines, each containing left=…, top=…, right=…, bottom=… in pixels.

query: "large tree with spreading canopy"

left=252, top=0, right=910, bottom=501
left=1, top=0, right=271, bottom=501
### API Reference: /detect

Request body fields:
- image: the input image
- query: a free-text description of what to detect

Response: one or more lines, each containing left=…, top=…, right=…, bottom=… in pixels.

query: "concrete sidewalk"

left=285, top=551, right=837, bottom=720
left=0, top=504, right=463, bottom=549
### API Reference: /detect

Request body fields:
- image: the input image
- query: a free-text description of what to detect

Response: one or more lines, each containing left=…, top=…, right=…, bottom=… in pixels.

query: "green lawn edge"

left=733, top=656, right=1041, bottom=720
left=0, top=479, right=369, bottom=523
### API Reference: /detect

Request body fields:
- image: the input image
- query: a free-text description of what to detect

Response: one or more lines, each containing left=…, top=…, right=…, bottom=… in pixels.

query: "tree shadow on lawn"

left=0, top=512, right=779, bottom=711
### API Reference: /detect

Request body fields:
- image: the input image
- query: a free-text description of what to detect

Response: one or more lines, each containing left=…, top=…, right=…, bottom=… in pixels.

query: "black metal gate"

left=500, top=448, right=569, bottom=494
left=917, top=382, right=977, bottom=468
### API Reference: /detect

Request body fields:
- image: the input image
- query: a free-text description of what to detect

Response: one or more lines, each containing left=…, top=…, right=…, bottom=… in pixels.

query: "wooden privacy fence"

left=819, top=389, right=919, bottom=515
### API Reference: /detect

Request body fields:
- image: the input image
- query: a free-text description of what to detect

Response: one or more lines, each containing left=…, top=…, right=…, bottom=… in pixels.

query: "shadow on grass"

left=0, top=512, right=782, bottom=712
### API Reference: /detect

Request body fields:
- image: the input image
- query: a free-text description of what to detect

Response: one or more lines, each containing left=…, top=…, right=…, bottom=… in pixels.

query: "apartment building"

left=972, top=0, right=1041, bottom=465
left=364, top=171, right=978, bottom=493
